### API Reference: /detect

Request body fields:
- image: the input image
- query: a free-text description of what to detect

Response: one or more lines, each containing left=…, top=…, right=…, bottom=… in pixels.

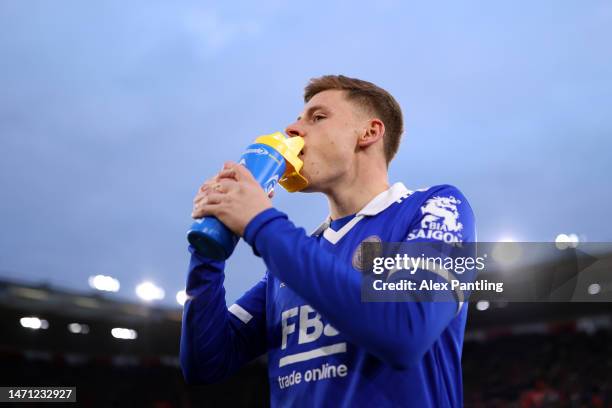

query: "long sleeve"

left=179, top=245, right=267, bottom=384
left=244, top=186, right=475, bottom=369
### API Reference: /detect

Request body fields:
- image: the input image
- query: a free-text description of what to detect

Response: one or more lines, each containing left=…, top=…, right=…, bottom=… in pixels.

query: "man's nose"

left=285, top=122, right=304, bottom=138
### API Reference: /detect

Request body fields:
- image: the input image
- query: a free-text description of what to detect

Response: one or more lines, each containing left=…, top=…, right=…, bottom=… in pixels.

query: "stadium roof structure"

left=0, top=278, right=182, bottom=359
left=0, top=246, right=611, bottom=359
left=0, top=278, right=182, bottom=324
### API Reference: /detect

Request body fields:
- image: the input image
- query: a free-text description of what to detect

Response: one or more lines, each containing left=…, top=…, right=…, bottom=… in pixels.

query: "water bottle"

left=187, top=132, right=307, bottom=260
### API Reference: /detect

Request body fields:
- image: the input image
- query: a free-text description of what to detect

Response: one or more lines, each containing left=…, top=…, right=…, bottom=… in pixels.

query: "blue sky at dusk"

left=1, top=1, right=611, bottom=306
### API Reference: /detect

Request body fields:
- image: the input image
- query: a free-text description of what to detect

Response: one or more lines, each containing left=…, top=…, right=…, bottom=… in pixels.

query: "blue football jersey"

left=181, top=183, right=476, bottom=407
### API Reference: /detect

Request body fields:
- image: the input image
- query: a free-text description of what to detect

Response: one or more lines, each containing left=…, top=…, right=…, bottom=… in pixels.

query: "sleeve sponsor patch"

left=406, top=195, right=464, bottom=244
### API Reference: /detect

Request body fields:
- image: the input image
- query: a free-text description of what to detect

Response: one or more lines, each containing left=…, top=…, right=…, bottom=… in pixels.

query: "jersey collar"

left=310, top=182, right=412, bottom=237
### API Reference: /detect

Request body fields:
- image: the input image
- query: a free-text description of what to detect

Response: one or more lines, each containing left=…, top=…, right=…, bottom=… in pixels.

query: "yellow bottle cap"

left=254, top=132, right=309, bottom=192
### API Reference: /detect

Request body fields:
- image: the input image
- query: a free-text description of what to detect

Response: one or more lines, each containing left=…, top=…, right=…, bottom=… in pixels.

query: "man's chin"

left=296, top=169, right=318, bottom=193
left=298, top=175, right=322, bottom=193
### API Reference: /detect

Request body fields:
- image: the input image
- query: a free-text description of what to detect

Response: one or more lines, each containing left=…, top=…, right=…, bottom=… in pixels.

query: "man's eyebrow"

left=297, top=105, right=328, bottom=121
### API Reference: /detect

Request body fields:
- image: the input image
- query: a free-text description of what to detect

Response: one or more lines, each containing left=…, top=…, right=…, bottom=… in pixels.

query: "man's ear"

left=357, top=118, right=385, bottom=148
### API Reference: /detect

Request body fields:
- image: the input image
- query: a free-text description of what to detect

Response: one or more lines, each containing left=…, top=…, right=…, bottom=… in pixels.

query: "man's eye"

left=312, top=114, right=326, bottom=122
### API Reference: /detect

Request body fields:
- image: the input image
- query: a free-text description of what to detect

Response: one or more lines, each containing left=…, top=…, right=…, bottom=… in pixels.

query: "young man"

left=181, top=75, right=476, bottom=407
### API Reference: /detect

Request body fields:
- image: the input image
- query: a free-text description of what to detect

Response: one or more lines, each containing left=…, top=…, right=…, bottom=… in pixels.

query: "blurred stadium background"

left=2, top=246, right=611, bottom=407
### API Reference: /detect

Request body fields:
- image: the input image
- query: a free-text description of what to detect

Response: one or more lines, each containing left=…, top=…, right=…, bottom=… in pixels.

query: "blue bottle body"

left=187, top=143, right=287, bottom=260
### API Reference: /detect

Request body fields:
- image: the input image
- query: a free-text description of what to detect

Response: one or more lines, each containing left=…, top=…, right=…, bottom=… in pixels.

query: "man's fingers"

left=218, top=168, right=239, bottom=181
left=231, top=162, right=256, bottom=183
left=192, top=204, right=219, bottom=219
left=216, top=178, right=239, bottom=193
left=191, top=193, right=225, bottom=219
left=218, top=161, right=255, bottom=185
left=223, top=161, right=237, bottom=170
left=195, top=178, right=235, bottom=200
left=193, top=194, right=205, bottom=206
left=199, top=175, right=219, bottom=192
left=191, top=161, right=255, bottom=219
left=193, top=185, right=214, bottom=204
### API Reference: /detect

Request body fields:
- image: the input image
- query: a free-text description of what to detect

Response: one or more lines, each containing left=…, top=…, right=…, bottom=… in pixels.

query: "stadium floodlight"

left=491, top=239, right=522, bottom=266
left=88, top=275, right=120, bottom=292
left=111, top=327, right=138, bottom=340
left=176, top=290, right=188, bottom=306
left=556, top=233, right=580, bottom=250
left=20, top=317, right=49, bottom=330
left=135, top=281, right=165, bottom=302
left=567, top=233, right=579, bottom=248
left=68, top=323, right=90, bottom=334
left=588, top=283, right=601, bottom=295
left=475, top=300, right=490, bottom=311
left=555, top=233, right=570, bottom=250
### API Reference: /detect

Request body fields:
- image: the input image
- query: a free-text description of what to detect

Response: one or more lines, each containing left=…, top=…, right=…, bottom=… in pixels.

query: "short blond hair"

left=304, top=75, right=404, bottom=164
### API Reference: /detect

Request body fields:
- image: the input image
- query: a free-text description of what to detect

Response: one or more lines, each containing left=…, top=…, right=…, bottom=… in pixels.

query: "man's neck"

left=325, top=176, right=390, bottom=220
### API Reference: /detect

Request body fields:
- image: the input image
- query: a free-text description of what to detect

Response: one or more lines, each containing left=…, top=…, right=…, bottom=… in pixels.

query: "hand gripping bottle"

left=187, top=132, right=308, bottom=260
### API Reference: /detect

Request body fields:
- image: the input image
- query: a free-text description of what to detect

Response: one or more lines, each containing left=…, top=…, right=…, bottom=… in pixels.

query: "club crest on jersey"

left=352, top=235, right=382, bottom=271
left=407, top=195, right=463, bottom=243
